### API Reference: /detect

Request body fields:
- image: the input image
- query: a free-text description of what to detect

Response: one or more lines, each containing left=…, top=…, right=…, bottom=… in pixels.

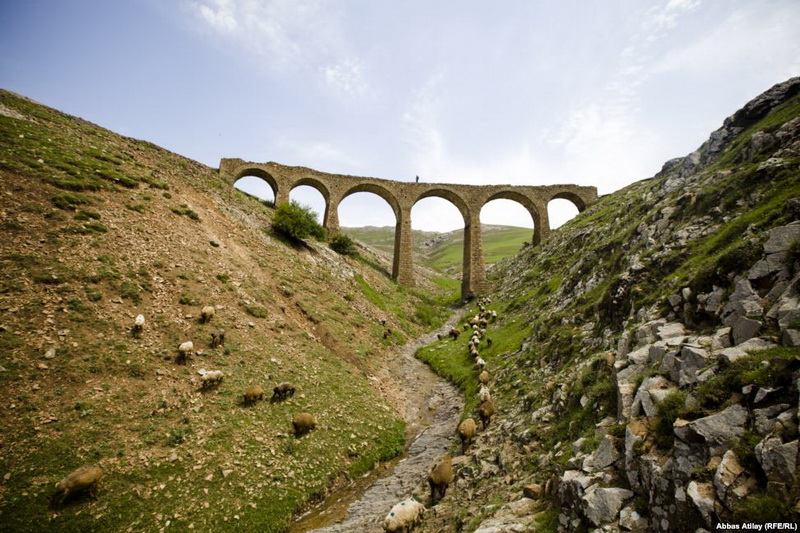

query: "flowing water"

left=291, top=316, right=464, bottom=532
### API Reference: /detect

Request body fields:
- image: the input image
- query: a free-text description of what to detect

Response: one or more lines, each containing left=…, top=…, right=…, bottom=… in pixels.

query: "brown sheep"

left=478, top=370, right=490, bottom=385
left=292, top=412, right=316, bottom=436
left=448, top=328, right=460, bottom=340
left=458, top=418, right=477, bottom=453
left=427, top=453, right=453, bottom=505
left=243, top=385, right=264, bottom=406
left=50, top=466, right=103, bottom=510
left=272, top=382, right=296, bottom=401
left=210, top=328, right=225, bottom=348
left=478, top=398, right=496, bottom=429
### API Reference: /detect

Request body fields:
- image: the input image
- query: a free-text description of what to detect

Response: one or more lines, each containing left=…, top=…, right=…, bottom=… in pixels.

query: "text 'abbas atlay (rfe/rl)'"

left=716, top=524, right=798, bottom=531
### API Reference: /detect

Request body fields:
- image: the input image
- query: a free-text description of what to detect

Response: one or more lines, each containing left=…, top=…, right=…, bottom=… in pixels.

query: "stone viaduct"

left=219, top=159, right=598, bottom=299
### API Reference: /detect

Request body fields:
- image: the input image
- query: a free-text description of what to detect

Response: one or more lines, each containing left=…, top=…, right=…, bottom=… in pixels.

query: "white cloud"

left=651, top=5, right=800, bottom=79
left=321, top=58, right=370, bottom=97
left=189, top=0, right=354, bottom=80
left=196, top=0, right=237, bottom=33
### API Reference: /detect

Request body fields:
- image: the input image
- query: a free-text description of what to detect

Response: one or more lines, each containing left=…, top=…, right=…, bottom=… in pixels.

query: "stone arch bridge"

left=220, top=159, right=598, bottom=298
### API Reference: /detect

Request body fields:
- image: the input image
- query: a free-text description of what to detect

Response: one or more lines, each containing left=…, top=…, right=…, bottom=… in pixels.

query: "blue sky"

left=2, top=1, right=799, bottom=232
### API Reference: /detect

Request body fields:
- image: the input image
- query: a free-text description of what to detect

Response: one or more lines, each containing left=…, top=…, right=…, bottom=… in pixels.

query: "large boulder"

left=755, top=437, right=799, bottom=492
left=674, top=405, right=747, bottom=457
left=580, top=485, right=634, bottom=527
left=582, top=435, right=621, bottom=472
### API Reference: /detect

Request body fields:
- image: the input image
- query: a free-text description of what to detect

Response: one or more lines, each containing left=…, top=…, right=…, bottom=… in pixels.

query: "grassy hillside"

left=0, top=90, right=452, bottom=532
left=343, top=224, right=533, bottom=275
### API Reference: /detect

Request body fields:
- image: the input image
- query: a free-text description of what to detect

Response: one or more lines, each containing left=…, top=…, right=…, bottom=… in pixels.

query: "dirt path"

left=291, top=315, right=464, bottom=532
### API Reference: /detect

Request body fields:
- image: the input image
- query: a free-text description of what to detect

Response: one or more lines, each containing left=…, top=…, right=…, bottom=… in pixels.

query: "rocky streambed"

left=291, top=316, right=464, bottom=532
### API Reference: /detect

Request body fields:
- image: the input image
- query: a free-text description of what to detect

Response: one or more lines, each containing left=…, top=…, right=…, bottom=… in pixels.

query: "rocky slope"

left=412, top=77, right=800, bottom=531
left=0, top=90, right=453, bottom=532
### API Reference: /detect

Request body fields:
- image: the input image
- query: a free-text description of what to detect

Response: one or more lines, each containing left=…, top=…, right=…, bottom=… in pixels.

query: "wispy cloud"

left=321, top=58, right=370, bottom=97
left=401, top=74, right=446, bottom=172
left=651, top=4, right=800, bottom=79
left=196, top=0, right=237, bottom=34
left=190, top=0, right=374, bottom=97
left=545, top=0, right=704, bottom=190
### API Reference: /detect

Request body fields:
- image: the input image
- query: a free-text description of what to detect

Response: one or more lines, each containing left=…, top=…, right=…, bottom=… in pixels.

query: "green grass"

left=345, top=224, right=532, bottom=274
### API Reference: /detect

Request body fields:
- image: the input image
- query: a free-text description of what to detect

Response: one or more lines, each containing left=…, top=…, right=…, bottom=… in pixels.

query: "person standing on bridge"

left=415, top=175, right=420, bottom=183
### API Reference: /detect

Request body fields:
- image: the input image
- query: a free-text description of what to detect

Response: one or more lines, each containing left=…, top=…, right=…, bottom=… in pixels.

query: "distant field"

left=343, top=225, right=533, bottom=274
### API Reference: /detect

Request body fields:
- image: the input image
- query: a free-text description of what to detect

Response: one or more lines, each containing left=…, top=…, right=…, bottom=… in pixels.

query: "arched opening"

left=480, top=198, right=535, bottom=267
left=338, top=192, right=397, bottom=271
left=548, top=198, right=581, bottom=229
left=289, top=185, right=327, bottom=225
left=234, top=174, right=276, bottom=205
left=411, top=196, right=466, bottom=276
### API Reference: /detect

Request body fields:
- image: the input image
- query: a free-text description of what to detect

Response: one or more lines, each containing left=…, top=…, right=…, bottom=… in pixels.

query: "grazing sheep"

left=478, top=384, right=491, bottom=403
left=382, top=497, right=426, bottom=533
left=478, top=398, right=496, bottom=429
left=486, top=337, right=493, bottom=348
left=177, top=341, right=194, bottom=363
left=490, top=310, right=497, bottom=321
left=132, top=314, right=144, bottom=338
left=462, top=323, right=469, bottom=331
left=50, top=466, right=103, bottom=510
left=448, top=328, right=460, bottom=340
left=243, top=385, right=264, bottom=406
left=458, top=418, right=477, bottom=453
left=427, top=453, right=453, bottom=505
left=210, top=328, right=225, bottom=348
left=476, top=357, right=486, bottom=371
left=478, top=370, right=490, bottom=385
left=272, top=382, right=296, bottom=401
left=292, top=412, right=316, bottom=436
left=469, top=346, right=479, bottom=358
left=200, top=305, right=215, bottom=323
left=199, top=369, right=224, bottom=389
left=478, top=318, right=488, bottom=329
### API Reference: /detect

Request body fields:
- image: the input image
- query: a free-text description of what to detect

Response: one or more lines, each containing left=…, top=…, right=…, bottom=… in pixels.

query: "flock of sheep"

left=49, top=298, right=500, bottom=532
left=382, top=298, right=498, bottom=533
left=49, top=304, right=314, bottom=511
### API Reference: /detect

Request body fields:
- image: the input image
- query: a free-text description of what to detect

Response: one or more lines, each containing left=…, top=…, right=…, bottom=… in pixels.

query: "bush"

left=272, top=201, right=326, bottom=241
left=330, top=233, right=357, bottom=256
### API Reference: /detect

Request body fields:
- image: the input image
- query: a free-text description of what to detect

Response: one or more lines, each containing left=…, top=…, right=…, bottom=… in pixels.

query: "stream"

left=290, top=315, right=464, bottom=532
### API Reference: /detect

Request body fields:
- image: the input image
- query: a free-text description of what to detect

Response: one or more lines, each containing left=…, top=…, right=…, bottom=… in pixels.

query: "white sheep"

left=382, top=497, right=426, bottom=532
left=478, top=384, right=491, bottom=403
left=177, top=341, right=194, bottom=363
left=199, top=369, right=224, bottom=389
left=200, top=305, right=215, bottom=323
left=132, top=314, right=145, bottom=338
left=476, top=357, right=486, bottom=370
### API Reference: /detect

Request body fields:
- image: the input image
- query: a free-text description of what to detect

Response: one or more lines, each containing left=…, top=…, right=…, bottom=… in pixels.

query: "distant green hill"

left=343, top=224, right=533, bottom=274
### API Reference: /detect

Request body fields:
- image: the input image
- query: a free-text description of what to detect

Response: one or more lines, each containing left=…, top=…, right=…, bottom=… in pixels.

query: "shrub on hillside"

left=272, top=201, right=326, bottom=241
left=330, top=233, right=357, bottom=256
